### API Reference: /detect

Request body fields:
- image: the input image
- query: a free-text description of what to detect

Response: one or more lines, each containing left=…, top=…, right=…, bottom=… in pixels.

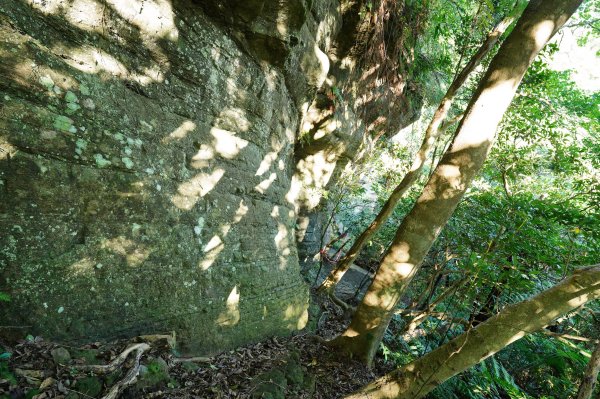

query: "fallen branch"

left=102, top=343, right=149, bottom=399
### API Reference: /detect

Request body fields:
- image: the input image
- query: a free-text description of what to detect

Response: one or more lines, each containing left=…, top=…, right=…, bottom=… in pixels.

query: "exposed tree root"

left=102, top=343, right=149, bottom=399
left=75, top=343, right=150, bottom=375
left=329, top=292, right=351, bottom=312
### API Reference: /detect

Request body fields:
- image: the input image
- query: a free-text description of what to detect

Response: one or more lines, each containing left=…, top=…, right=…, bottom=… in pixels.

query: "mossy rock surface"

left=0, top=0, right=312, bottom=356
left=50, top=347, right=71, bottom=365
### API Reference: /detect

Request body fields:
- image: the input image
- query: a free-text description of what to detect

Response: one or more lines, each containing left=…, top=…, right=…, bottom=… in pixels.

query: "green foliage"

left=429, top=356, right=533, bottom=399
left=568, top=0, right=600, bottom=46
left=328, top=4, right=599, bottom=397
left=411, top=0, right=518, bottom=104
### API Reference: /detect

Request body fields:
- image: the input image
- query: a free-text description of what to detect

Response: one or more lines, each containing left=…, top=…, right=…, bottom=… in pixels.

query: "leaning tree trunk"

left=329, top=0, right=584, bottom=366
left=577, top=340, right=600, bottom=399
left=318, top=12, right=517, bottom=297
left=345, top=265, right=600, bottom=399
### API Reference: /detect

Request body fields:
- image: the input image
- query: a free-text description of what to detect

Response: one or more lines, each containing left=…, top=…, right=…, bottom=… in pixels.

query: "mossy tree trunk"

left=577, top=340, right=600, bottom=399
left=345, top=265, right=600, bottom=399
left=329, top=0, right=584, bottom=366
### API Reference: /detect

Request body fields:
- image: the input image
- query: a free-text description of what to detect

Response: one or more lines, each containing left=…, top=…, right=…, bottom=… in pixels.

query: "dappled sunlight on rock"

left=27, top=0, right=174, bottom=84
left=198, top=236, right=224, bottom=271
left=203, top=235, right=224, bottom=253
left=63, top=47, right=128, bottom=76
left=233, top=200, right=249, bottom=223
left=171, top=169, right=225, bottom=210
left=283, top=303, right=309, bottom=330
left=100, top=237, right=151, bottom=266
left=106, top=0, right=178, bottom=42
left=217, top=286, right=240, bottom=327
left=198, top=200, right=248, bottom=270
left=191, top=145, right=215, bottom=169
left=69, top=257, right=95, bottom=275
left=213, top=108, right=251, bottom=133
left=210, top=128, right=249, bottom=159
left=302, top=44, right=330, bottom=89
left=272, top=206, right=293, bottom=269
left=29, top=0, right=178, bottom=43
left=256, top=151, right=279, bottom=176
left=293, top=152, right=338, bottom=208
left=255, top=172, right=278, bottom=194
left=197, top=237, right=224, bottom=270
left=162, top=120, right=196, bottom=143
left=0, top=140, right=16, bottom=160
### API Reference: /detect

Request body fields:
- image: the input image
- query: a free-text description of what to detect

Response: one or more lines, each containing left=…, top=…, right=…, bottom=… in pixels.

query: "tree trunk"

left=329, top=0, right=584, bottom=366
left=346, top=265, right=600, bottom=399
left=577, top=340, right=600, bottom=399
left=318, top=13, right=517, bottom=296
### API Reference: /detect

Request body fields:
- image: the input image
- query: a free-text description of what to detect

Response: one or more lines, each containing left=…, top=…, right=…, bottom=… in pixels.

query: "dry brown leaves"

left=1, top=296, right=393, bottom=398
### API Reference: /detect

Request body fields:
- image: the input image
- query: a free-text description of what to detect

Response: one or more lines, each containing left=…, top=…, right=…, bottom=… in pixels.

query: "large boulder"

left=0, top=0, right=339, bottom=353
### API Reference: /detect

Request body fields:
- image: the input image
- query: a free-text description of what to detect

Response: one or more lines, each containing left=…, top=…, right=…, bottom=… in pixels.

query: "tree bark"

left=577, top=340, right=600, bottom=399
left=329, top=0, right=584, bottom=366
left=318, top=12, right=517, bottom=295
left=346, top=265, right=600, bottom=399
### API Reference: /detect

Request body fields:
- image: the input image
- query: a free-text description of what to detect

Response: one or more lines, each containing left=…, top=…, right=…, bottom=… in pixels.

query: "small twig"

left=542, top=329, right=599, bottom=344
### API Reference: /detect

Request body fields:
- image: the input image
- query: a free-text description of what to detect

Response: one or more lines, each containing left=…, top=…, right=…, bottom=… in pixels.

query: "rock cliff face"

left=0, top=0, right=421, bottom=353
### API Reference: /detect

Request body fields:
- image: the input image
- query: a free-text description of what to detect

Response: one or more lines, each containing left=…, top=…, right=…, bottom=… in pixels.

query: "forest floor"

left=0, top=290, right=395, bottom=399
